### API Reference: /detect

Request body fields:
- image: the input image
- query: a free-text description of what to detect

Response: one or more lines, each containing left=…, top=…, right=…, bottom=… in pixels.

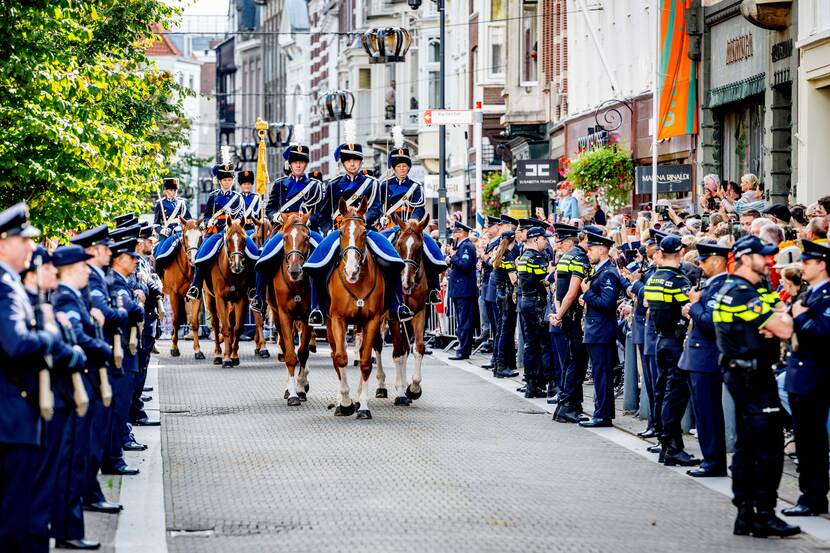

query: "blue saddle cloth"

left=380, top=226, right=447, bottom=269
left=194, top=232, right=260, bottom=268
left=256, top=230, right=323, bottom=272
left=305, top=230, right=403, bottom=276
left=154, top=232, right=181, bottom=265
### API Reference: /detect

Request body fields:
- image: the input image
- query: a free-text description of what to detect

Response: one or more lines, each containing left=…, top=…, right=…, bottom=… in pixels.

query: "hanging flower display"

left=565, top=145, right=634, bottom=211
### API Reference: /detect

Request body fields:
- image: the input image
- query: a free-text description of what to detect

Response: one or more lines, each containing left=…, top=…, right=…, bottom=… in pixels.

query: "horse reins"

left=338, top=216, right=376, bottom=310
left=279, top=221, right=310, bottom=300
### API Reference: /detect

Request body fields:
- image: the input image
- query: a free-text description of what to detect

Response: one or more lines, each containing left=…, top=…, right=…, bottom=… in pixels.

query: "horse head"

left=281, top=211, right=312, bottom=282
left=393, top=211, right=430, bottom=295
left=224, top=219, right=247, bottom=275
left=179, top=216, right=203, bottom=265
left=338, top=196, right=368, bottom=284
left=251, top=217, right=274, bottom=248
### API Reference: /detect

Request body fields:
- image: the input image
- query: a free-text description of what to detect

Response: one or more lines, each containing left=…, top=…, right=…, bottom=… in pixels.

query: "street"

left=157, top=339, right=823, bottom=553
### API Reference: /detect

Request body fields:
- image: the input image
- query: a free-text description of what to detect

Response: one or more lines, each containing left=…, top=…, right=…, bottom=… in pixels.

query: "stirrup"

left=247, top=288, right=256, bottom=301
left=428, top=290, right=441, bottom=305
left=395, top=305, right=414, bottom=322
left=186, top=286, right=200, bottom=301
left=250, top=298, right=264, bottom=314
left=308, top=309, right=325, bottom=327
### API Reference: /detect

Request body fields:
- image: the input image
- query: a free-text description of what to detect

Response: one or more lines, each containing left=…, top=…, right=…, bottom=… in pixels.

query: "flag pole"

left=652, top=0, right=660, bottom=214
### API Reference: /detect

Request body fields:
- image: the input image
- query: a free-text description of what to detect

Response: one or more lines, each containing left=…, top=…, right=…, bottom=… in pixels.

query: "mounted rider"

left=251, top=131, right=325, bottom=319
left=185, top=155, right=259, bottom=301
left=237, top=169, right=263, bottom=233
left=379, top=130, right=445, bottom=305
left=304, top=121, right=414, bottom=323
left=153, top=177, right=193, bottom=271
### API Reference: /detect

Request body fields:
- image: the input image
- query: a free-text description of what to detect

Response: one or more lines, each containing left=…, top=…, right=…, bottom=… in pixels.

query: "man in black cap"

left=478, top=215, right=502, bottom=354
left=780, top=239, right=830, bottom=517
left=713, top=235, right=799, bottom=537
left=516, top=226, right=552, bottom=397
left=579, top=231, right=625, bottom=427
left=446, top=221, right=478, bottom=360
left=678, top=241, right=730, bottom=477
left=643, top=235, right=700, bottom=466
left=489, top=214, right=520, bottom=377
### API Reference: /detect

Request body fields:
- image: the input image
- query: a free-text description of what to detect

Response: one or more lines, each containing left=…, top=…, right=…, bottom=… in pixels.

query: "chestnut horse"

left=327, top=197, right=385, bottom=420
left=162, top=217, right=206, bottom=359
left=374, top=212, right=434, bottom=406
left=249, top=218, right=273, bottom=358
left=206, top=219, right=256, bottom=368
left=267, top=213, right=314, bottom=406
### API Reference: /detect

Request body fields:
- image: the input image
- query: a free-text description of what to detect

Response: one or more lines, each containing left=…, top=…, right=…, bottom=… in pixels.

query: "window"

left=428, top=70, right=440, bottom=108
left=428, top=38, right=440, bottom=63
left=521, top=1, right=538, bottom=84
left=189, top=75, right=194, bottom=91
left=491, top=0, right=506, bottom=20
left=358, top=67, right=371, bottom=89
left=487, top=24, right=505, bottom=79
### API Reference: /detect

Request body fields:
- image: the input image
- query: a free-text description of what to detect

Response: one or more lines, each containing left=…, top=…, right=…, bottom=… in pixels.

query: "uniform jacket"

left=448, top=238, right=478, bottom=299
left=786, top=280, right=830, bottom=395
left=679, top=272, right=727, bottom=373
left=379, top=176, right=425, bottom=222
left=153, top=197, right=191, bottom=228
left=582, top=259, right=624, bottom=344
left=320, top=172, right=381, bottom=234
left=203, top=188, right=244, bottom=229
left=109, top=271, right=144, bottom=374
left=481, top=239, right=499, bottom=302
left=639, top=264, right=659, bottom=354
left=240, top=192, right=263, bottom=222
left=516, top=248, right=548, bottom=300
left=265, top=174, right=324, bottom=230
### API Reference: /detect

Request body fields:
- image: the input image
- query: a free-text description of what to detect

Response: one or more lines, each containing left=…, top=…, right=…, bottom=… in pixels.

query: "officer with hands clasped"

left=446, top=221, right=478, bottom=361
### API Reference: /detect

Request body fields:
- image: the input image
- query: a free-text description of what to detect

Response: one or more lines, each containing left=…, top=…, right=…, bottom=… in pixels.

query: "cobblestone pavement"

left=160, top=338, right=823, bottom=553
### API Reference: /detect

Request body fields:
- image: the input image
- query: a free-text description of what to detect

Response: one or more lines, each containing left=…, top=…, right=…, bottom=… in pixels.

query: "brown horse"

left=161, top=217, right=206, bottom=360
left=249, top=218, right=273, bottom=359
left=267, top=212, right=314, bottom=406
left=326, top=197, right=386, bottom=420
left=206, top=219, right=255, bottom=368
left=374, top=211, right=434, bottom=406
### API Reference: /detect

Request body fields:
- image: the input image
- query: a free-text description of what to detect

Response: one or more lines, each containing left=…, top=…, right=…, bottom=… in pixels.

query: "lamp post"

left=437, top=0, right=447, bottom=241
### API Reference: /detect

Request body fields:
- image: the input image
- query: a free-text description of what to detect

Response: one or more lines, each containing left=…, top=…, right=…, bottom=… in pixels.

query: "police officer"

left=51, top=245, right=113, bottom=551
left=253, top=142, right=325, bottom=320
left=446, top=221, right=477, bottom=360
left=630, top=236, right=659, bottom=439
left=516, top=226, right=552, bottom=398
left=713, top=235, right=799, bottom=538
left=679, top=241, right=729, bottom=477
left=780, top=239, right=830, bottom=517
left=0, top=203, right=79, bottom=552
left=551, top=223, right=590, bottom=423
left=238, top=169, right=263, bottom=231
left=481, top=215, right=512, bottom=371
left=132, top=225, right=161, bottom=428
left=580, top=231, right=625, bottom=427
left=490, top=215, right=520, bottom=378
left=479, top=215, right=502, bottom=354
left=643, top=234, right=699, bottom=466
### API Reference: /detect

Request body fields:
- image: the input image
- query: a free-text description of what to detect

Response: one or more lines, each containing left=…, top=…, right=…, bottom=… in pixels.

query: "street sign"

left=635, top=164, right=693, bottom=194
left=421, top=109, right=474, bottom=126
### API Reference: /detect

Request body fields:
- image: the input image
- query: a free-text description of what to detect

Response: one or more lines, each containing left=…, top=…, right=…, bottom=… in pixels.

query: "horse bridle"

left=339, top=216, right=367, bottom=266
left=224, top=228, right=246, bottom=272
left=283, top=221, right=310, bottom=264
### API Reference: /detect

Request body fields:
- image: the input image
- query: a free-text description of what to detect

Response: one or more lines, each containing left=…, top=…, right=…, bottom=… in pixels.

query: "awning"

left=707, top=73, right=765, bottom=108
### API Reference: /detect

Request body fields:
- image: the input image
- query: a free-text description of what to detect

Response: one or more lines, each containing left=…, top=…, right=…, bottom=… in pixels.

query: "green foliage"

left=482, top=172, right=507, bottom=216
left=166, top=152, right=213, bottom=200
left=566, top=146, right=634, bottom=211
left=0, top=0, right=190, bottom=238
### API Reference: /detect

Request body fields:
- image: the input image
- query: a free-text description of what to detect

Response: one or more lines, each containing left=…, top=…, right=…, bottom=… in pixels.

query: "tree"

left=0, top=0, right=190, bottom=238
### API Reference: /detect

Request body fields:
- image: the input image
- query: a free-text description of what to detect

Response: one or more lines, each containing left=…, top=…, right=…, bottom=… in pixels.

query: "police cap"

left=732, top=235, right=778, bottom=259
left=696, top=241, right=731, bottom=260
left=70, top=225, right=110, bottom=248
left=500, top=214, right=518, bottom=226
left=657, top=235, right=683, bottom=254
left=52, top=245, right=94, bottom=267
left=799, top=239, right=830, bottom=263
left=110, top=238, right=139, bottom=260
left=586, top=232, right=614, bottom=248
left=0, top=203, right=40, bottom=240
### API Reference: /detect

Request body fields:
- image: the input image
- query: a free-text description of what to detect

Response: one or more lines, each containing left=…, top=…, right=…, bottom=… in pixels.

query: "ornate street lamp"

left=361, top=27, right=411, bottom=64
left=264, top=123, right=293, bottom=148
left=318, top=89, right=355, bottom=122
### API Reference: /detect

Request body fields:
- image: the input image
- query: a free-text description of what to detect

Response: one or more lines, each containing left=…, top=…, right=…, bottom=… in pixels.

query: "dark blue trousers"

left=484, top=300, right=498, bottom=342
left=0, top=443, right=38, bottom=553
left=30, top=409, right=71, bottom=552
left=518, top=299, right=551, bottom=384
left=639, top=348, right=657, bottom=430
left=495, top=294, right=517, bottom=370
left=560, top=318, right=587, bottom=410
left=131, top=344, right=153, bottom=422
left=105, top=372, right=134, bottom=470
left=587, top=343, right=616, bottom=420
left=549, top=331, right=567, bottom=390
left=86, top=398, right=111, bottom=503
left=51, top=410, right=91, bottom=541
left=688, top=370, right=726, bottom=471
left=452, top=297, right=475, bottom=357
left=656, top=338, right=689, bottom=447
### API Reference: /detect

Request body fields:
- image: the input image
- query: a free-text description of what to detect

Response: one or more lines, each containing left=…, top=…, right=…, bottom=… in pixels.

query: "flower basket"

left=565, top=145, right=634, bottom=212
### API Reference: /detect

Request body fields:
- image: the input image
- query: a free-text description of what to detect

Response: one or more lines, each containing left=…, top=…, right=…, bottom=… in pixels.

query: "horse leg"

left=391, top=321, right=411, bottom=406
left=374, top=318, right=387, bottom=398
left=216, top=298, right=233, bottom=368
left=253, top=310, right=270, bottom=358
left=230, top=300, right=243, bottom=365
left=328, top=317, right=354, bottom=416
left=352, top=327, right=361, bottom=366
left=296, top=322, right=312, bottom=401
left=356, top=318, right=381, bottom=420
left=191, top=298, right=206, bottom=360
left=207, top=293, right=222, bottom=365
left=169, top=293, right=181, bottom=357
left=407, top=310, right=426, bottom=401
left=277, top=310, right=301, bottom=406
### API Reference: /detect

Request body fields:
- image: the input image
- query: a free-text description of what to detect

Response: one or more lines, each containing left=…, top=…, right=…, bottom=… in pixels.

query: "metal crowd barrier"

left=425, top=290, right=458, bottom=350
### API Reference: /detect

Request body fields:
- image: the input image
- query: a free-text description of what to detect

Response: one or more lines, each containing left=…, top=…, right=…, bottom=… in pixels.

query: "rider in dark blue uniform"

left=153, top=177, right=192, bottom=269
left=251, top=143, right=325, bottom=321
left=237, top=169, right=263, bottom=232
left=304, top=136, right=413, bottom=323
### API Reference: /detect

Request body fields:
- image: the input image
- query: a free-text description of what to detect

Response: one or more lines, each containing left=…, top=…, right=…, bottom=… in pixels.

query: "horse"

left=267, top=212, right=314, bottom=406
left=374, top=211, right=433, bottom=406
left=205, top=219, right=256, bottom=368
left=326, top=197, right=386, bottom=420
left=248, top=217, right=274, bottom=358
left=161, top=217, right=206, bottom=360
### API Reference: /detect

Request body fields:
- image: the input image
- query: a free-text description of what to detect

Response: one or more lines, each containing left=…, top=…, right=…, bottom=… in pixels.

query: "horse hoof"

left=309, top=345, right=317, bottom=353
left=353, top=359, right=359, bottom=367
left=297, top=391, right=307, bottom=402
left=258, top=349, right=270, bottom=358
left=375, top=388, right=388, bottom=399
left=406, top=385, right=422, bottom=400
left=278, top=353, right=285, bottom=362
left=287, top=396, right=301, bottom=407
left=304, top=384, right=310, bottom=393
left=213, top=357, right=223, bottom=366
left=394, top=396, right=411, bottom=407
left=356, top=410, right=373, bottom=420
left=222, top=360, right=233, bottom=368
left=254, top=348, right=260, bottom=356
left=334, top=403, right=356, bottom=417
left=232, top=358, right=240, bottom=366
left=170, top=349, right=181, bottom=357
left=283, top=390, right=290, bottom=400
left=194, top=351, right=206, bottom=360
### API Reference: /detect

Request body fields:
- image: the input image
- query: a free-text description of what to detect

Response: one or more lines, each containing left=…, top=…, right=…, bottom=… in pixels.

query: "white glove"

left=379, top=216, right=389, bottom=227
left=160, top=227, right=171, bottom=238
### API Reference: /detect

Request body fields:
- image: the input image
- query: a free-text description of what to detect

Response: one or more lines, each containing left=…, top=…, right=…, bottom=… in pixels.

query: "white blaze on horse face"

left=402, top=235, right=415, bottom=285
left=185, top=228, right=201, bottom=263
left=344, top=220, right=360, bottom=282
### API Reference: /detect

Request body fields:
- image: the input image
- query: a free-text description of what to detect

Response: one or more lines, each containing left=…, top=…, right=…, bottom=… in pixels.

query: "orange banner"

left=658, top=0, right=698, bottom=140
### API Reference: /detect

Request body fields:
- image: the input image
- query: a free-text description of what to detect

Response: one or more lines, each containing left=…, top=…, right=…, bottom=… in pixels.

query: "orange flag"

left=658, top=0, right=698, bottom=140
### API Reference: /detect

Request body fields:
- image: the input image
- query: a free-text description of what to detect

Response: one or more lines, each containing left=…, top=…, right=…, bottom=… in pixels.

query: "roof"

left=147, top=23, right=183, bottom=57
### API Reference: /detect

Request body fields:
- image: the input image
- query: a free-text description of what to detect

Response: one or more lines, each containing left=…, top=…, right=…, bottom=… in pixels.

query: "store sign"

left=635, top=164, right=693, bottom=194
left=726, top=33, right=753, bottom=65
left=710, top=18, right=768, bottom=90
left=516, top=159, right=559, bottom=192
left=576, top=127, right=609, bottom=151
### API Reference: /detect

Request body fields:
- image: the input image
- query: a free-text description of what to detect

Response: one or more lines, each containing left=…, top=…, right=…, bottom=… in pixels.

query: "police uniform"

left=713, top=236, right=799, bottom=538
left=516, top=227, right=552, bottom=397
left=782, top=239, right=830, bottom=516
left=480, top=216, right=502, bottom=354
left=447, top=222, right=478, bottom=360
left=553, top=224, right=591, bottom=423
left=580, top=232, right=625, bottom=426
left=491, top=215, right=520, bottom=378
left=643, top=235, right=698, bottom=465
left=678, top=242, right=729, bottom=476
left=132, top=225, right=161, bottom=427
